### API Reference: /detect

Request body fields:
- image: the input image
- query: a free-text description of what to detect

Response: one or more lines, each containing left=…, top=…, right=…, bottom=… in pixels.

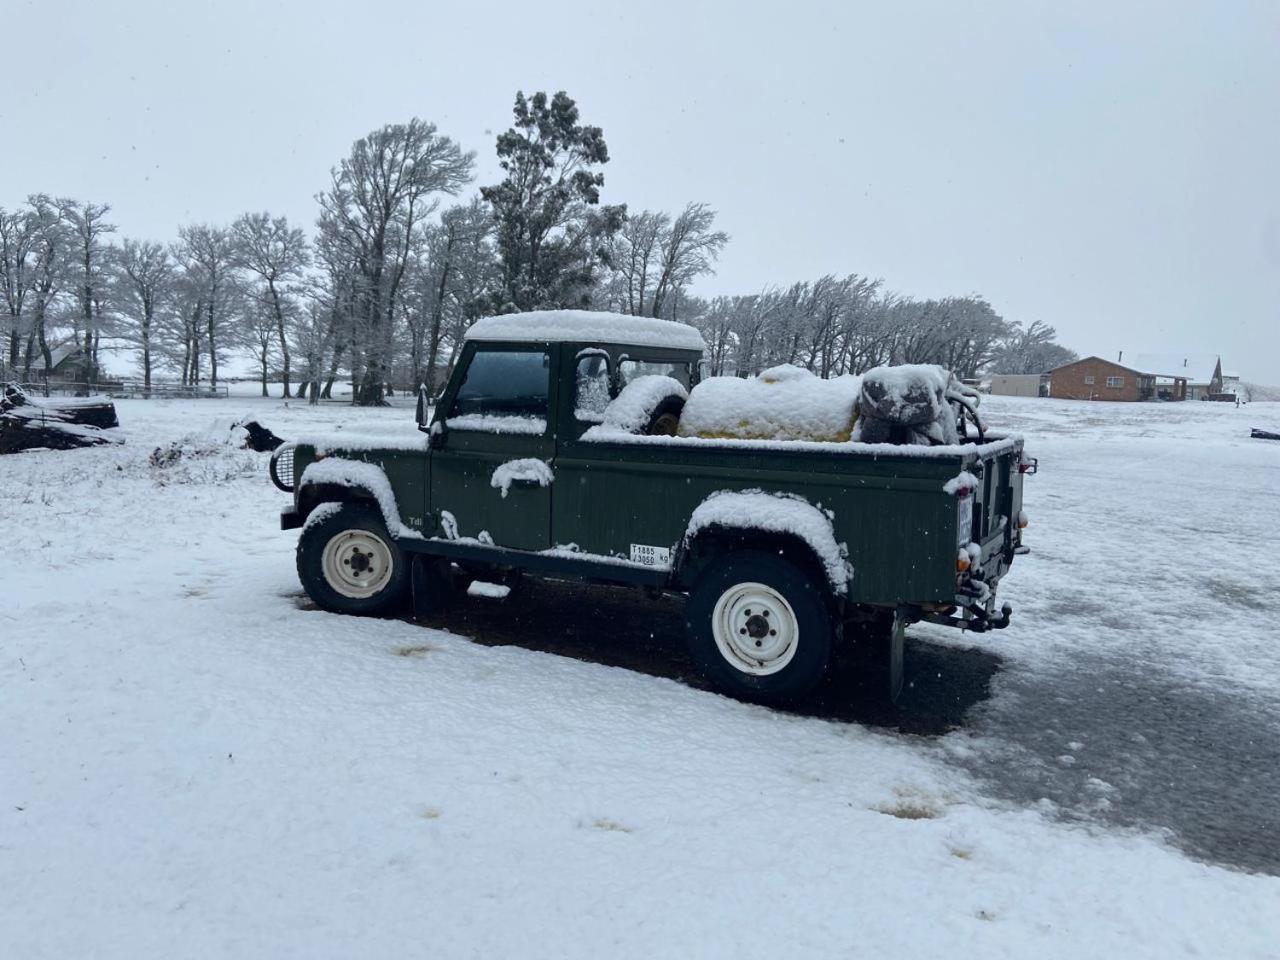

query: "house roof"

left=1048, top=356, right=1146, bottom=376
left=47, top=342, right=84, bottom=368
left=1123, top=353, right=1220, bottom=383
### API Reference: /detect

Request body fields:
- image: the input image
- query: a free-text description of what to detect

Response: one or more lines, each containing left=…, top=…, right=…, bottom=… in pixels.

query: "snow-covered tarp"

left=678, top=365, right=861, bottom=442
left=583, top=375, right=688, bottom=438
left=465, top=309, right=706, bottom=351
left=297, top=457, right=422, bottom=538
left=853, top=363, right=958, bottom=446
left=685, top=489, right=852, bottom=593
left=490, top=458, right=554, bottom=498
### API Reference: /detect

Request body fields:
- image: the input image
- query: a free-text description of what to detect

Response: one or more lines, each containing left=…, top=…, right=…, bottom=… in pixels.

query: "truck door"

left=429, top=344, right=555, bottom=551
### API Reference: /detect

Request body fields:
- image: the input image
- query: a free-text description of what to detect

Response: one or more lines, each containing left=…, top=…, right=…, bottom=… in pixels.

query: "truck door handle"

left=510, top=477, right=544, bottom=487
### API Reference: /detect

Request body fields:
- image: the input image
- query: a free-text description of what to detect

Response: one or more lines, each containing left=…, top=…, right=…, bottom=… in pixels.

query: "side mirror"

left=416, top=384, right=430, bottom=432
left=428, top=419, right=446, bottom=450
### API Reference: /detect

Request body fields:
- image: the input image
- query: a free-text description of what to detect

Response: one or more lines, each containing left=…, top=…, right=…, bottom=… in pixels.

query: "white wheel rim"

left=711, top=581, right=799, bottom=676
left=321, top=528, right=395, bottom=599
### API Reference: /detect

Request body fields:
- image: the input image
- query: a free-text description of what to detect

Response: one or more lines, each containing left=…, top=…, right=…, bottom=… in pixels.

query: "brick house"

left=1046, top=356, right=1188, bottom=401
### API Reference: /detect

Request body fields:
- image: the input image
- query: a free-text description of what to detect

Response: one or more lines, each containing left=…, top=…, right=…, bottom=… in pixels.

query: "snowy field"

left=3, top=394, right=1279, bottom=959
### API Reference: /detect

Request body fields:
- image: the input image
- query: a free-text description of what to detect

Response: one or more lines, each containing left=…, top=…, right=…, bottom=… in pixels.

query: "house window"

left=1083, top=375, right=1096, bottom=385
left=1106, top=376, right=1124, bottom=388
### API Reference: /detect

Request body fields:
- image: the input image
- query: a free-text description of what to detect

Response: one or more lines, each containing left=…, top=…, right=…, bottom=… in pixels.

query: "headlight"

left=269, top=443, right=297, bottom=492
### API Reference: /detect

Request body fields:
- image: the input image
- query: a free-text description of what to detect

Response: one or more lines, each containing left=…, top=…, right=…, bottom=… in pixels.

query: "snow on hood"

left=465, top=310, right=705, bottom=351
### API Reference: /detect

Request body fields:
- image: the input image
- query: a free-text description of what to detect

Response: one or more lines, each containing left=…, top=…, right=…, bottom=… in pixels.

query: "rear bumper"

left=280, top=506, right=303, bottom=530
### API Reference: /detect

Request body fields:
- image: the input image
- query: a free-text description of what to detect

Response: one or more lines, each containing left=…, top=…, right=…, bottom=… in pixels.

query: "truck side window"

left=447, top=349, right=550, bottom=433
left=574, top=352, right=612, bottom=422
left=618, top=358, right=691, bottom=389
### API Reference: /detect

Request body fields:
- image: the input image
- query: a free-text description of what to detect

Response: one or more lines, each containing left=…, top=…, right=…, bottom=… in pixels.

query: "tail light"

left=1019, top=456, right=1038, bottom=475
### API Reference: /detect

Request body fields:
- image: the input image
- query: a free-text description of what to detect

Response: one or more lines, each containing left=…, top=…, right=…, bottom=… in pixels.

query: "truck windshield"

left=449, top=349, right=550, bottom=419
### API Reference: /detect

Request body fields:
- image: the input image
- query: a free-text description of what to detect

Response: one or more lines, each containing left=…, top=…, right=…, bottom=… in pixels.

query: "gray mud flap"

left=889, top=607, right=906, bottom=703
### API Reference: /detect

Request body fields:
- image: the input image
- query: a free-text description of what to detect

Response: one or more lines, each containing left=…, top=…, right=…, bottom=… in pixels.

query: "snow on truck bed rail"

left=464, top=309, right=706, bottom=351
left=583, top=426, right=1022, bottom=459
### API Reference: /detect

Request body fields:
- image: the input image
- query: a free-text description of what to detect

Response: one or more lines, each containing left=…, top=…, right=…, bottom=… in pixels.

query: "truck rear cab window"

left=574, top=352, right=612, bottom=422
left=618, top=358, right=691, bottom=389
left=448, top=348, right=550, bottom=433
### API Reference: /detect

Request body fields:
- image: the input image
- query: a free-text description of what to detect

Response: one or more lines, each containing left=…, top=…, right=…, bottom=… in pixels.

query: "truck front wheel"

left=297, top=502, right=409, bottom=615
left=685, top=550, right=834, bottom=705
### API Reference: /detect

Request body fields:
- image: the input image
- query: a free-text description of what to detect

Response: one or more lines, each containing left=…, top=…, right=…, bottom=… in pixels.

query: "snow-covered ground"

left=3, top=395, right=1279, bottom=959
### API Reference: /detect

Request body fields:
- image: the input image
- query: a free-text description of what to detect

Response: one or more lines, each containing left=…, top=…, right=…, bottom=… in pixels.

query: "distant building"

left=988, top=373, right=1045, bottom=397
left=1123, top=353, right=1225, bottom=400
left=1045, top=356, right=1186, bottom=401
left=1045, top=352, right=1234, bottom=401
left=45, top=344, right=95, bottom=382
left=1221, top=370, right=1241, bottom=398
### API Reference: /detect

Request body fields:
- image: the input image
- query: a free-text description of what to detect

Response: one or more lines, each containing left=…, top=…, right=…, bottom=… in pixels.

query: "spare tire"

left=597, top=375, right=689, bottom=436
left=645, top=395, right=685, bottom=436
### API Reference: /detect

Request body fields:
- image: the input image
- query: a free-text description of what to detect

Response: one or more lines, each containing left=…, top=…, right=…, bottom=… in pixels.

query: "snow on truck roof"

left=464, top=310, right=706, bottom=352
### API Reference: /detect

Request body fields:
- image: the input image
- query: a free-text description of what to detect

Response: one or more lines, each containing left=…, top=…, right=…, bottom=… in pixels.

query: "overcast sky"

left=4, top=0, right=1278, bottom=381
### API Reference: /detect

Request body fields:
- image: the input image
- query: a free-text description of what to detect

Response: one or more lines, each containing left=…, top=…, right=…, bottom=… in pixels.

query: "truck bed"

left=551, top=431, right=1024, bottom=605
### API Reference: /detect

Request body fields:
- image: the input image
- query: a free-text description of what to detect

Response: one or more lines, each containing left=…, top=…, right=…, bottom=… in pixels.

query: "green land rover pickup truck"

left=270, top=310, right=1032, bottom=705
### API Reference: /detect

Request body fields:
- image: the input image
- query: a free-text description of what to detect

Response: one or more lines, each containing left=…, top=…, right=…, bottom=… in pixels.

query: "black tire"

left=685, top=549, right=834, bottom=705
left=297, top=502, right=409, bottom=616
left=644, top=395, right=685, bottom=436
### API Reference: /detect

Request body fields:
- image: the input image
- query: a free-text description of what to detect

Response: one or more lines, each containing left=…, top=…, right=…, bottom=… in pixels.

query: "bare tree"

left=649, top=203, right=728, bottom=319
left=241, top=298, right=280, bottom=397
left=176, top=224, right=238, bottom=389
left=22, top=196, right=69, bottom=386
left=114, top=239, right=172, bottom=391
left=600, top=203, right=727, bottom=319
left=600, top=210, right=665, bottom=316
left=988, top=319, right=1076, bottom=374
left=316, top=118, right=474, bottom=405
left=61, top=200, right=116, bottom=385
left=404, top=199, right=496, bottom=391
left=231, top=212, right=310, bottom=397
left=0, top=205, right=41, bottom=375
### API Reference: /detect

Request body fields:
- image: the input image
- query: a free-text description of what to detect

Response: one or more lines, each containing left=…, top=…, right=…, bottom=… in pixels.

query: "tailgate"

left=967, top=438, right=1025, bottom=566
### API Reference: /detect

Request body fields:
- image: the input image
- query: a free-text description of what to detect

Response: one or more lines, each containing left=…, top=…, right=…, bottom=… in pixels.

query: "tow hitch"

left=915, top=598, right=1012, bottom=633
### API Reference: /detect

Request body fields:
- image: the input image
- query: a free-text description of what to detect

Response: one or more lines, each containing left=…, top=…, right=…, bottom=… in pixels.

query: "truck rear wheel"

left=685, top=550, right=834, bottom=705
left=297, top=502, right=409, bottom=615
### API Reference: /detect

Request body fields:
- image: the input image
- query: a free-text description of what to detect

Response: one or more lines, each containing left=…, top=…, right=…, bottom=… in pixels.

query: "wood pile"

left=1, top=383, right=123, bottom=454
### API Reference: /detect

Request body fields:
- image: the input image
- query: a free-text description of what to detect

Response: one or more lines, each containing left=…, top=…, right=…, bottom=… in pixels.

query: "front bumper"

left=280, top=506, right=303, bottom=530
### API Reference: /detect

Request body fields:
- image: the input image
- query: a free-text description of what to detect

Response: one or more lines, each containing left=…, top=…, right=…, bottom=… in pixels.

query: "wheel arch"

left=674, top=490, right=852, bottom=599
left=296, top=481, right=380, bottom=526
left=294, top=457, right=406, bottom=538
left=676, top=526, right=833, bottom=594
